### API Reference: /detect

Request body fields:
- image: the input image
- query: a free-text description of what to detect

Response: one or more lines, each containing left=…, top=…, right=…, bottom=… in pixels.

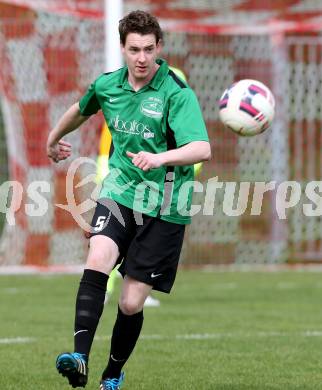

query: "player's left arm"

left=126, top=141, right=211, bottom=171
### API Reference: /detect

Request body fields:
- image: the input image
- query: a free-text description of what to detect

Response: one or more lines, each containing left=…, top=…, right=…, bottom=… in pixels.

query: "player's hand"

left=47, top=139, right=72, bottom=163
left=126, top=151, right=163, bottom=171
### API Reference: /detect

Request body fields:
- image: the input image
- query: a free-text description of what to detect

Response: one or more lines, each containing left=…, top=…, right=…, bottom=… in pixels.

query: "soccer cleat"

left=56, top=352, right=88, bottom=388
left=100, top=372, right=125, bottom=390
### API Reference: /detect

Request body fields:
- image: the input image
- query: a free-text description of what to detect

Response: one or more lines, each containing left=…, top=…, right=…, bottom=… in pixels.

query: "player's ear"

left=156, top=39, right=163, bottom=54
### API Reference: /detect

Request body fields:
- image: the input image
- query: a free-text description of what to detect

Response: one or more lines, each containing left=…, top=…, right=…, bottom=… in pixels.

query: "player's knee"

left=85, top=236, right=119, bottom=274
left=119, top=297, right=142, bottom=316
left=86, top=252, right=115, bottom=274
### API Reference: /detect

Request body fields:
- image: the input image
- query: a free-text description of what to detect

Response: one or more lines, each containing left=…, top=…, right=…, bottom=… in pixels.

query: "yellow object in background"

left=95, top=123, right=112, bottom=183
left=169, top=66, right=187, bottom=82
left=99, top=122, right=112, bottom=156
left=194, top=162, right=203, bottom=176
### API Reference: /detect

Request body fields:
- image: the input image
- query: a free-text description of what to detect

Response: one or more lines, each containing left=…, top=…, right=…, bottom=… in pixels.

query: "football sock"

left=102, top=306, right=144, bottom=379
left=74, top=269, right=108, bottom=357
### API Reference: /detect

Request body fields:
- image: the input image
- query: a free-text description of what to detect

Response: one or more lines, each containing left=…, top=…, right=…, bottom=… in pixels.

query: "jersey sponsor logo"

left=140, top=97, right=164, bottom=119
left=112, top=115, right=155, bottom=139
left=109, top=97, right=119, bottom=102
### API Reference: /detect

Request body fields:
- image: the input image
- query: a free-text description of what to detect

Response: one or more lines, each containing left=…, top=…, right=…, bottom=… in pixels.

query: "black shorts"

left=90, top=199, right=185, bottom=293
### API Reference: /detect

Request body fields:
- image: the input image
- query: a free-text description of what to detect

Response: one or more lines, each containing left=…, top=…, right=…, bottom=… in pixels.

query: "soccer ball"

left=218, top=79, right=275, bottom=136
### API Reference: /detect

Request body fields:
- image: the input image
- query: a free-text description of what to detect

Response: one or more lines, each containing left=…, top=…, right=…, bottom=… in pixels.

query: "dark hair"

left=119, top=10, right=163, bottom=45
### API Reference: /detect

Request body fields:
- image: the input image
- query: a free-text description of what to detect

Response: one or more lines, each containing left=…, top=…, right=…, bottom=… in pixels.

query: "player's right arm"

left=47, top=102, right=89, bottom=163
left=47, top=75, right=103, bottom=163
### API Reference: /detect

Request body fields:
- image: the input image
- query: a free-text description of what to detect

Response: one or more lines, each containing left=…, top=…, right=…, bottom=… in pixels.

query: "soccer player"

left=100, top=65, right=200, bottom=309
left=47, top=10, right=211, bottom=390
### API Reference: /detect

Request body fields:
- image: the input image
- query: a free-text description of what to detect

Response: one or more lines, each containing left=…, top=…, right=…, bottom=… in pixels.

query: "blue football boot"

left=100, top=372, right=125, bottom=390
left=56, top=352, right=88, bottom=388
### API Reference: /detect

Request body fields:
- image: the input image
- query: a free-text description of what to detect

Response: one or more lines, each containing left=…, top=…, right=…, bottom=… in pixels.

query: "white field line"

left=2, top=287, right=20, bottom=294
left=0, top=337, right=35, bottom=344
left=201, top=264, right=322, bottom=273
left=3, top=331, right=322, bottom=345
left=95, top=330, right=322, bottom=342
left=276, top=282, right=296, bottom=289
left=3, top=264, right=322, bottom=275
left=3, top=282, right=322, bottom=294
left=214, top=282, right=238, bottom=289
left=2, top=281, right=322, bottom=294
left=0, top=265, right=84, bottom=275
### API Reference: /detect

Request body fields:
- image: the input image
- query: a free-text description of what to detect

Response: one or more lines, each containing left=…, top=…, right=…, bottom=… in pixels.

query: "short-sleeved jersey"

left=79, top=58, right=209, bottom=224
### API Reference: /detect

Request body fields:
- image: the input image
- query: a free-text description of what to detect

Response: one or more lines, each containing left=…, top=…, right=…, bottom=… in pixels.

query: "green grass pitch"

left=1, top=269, right=322, bottom=389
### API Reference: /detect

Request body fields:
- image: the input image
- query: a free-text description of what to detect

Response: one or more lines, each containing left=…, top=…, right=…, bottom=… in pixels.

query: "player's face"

left=122, top=33, right=161, bottom=84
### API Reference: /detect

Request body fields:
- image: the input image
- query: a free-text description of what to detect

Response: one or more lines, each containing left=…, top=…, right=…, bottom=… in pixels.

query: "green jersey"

left=79, top=59, right=209, bottom=224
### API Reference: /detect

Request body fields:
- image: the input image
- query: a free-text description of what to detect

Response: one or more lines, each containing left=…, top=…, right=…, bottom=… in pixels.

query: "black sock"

left=102, top=306, right=144, bottom=379
left=74, top=269, right=108, bottom=357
